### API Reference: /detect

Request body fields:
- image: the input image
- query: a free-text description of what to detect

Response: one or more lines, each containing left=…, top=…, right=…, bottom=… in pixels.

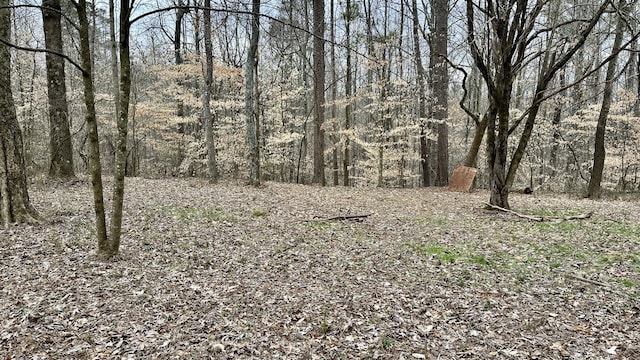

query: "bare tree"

left=343, top=0, right=354, bottom=186
left=73, top=0, right=108, bottom=249
left=430, top=0, right=449, bottom=186
left=203, top=0, right=218, bottom=182
left=587, top=0, right=628, bottom=199
left=465, top=0, right=610, bottom=208
left=411, top=0, right=429, bottom=187
left=311, top=0, right=326, bottom=185
left=245, top=0, right=261, bottom=186
left=42, top=0, right=74, bottom=179
left=0, top=0, right=41, bottom=226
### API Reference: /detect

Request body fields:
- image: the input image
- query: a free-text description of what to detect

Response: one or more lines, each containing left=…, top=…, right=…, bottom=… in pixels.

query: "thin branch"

left=0, top=4, right=80, bottom=31
left=0, top=38, right=86, bottom=75
left=444, top=58, right=480, bottom=125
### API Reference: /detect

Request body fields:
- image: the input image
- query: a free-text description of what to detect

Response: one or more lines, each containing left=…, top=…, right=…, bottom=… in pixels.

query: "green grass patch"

left=616, top=279, right=636, bottom=288
left=470, top=254, right=491, bottom=267
left=409, top=243, right=463, bottom=263
left=252, top=209, right=267, bottom=217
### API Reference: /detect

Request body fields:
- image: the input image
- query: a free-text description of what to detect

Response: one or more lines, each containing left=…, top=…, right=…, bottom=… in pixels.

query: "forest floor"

left=1, top=177, right=640, bottom=359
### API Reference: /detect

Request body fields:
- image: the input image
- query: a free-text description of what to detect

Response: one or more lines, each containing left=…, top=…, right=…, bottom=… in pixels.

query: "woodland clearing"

left=1, top=177, right=639, bottom=359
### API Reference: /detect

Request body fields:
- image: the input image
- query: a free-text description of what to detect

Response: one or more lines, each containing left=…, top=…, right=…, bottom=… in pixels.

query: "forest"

left=1, top=0, right=640, bottom=358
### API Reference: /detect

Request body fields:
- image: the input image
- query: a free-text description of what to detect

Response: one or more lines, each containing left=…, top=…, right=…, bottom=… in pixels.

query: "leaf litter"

left=1, top=178, right=639, bottom=359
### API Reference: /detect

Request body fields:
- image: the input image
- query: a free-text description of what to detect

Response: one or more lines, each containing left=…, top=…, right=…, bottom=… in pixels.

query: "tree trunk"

left=330, top=0, right=339, bottom=186
left=431, top=0, right=449, bottom=186
left=106, top=0, right=135, bottom=257
left=245, top=0, right=261, bottom=186
left=587, top=2, right=626, bottom=199
left=343, top=0, right=353, bottom=187
left=75, top=0, right=107, bottom=248
left=42, top=0, right=74, bottom=179
left=311, top=0, right=325, bottom=185
left=108, top=0, right=120, bottom=147
left=203, top=0, right=218, bottom=182
left=174, top=0, right=186, bottom=65
left=0, top=3, right=40, bottom=226
left=411, top=0, right=429, bottom=187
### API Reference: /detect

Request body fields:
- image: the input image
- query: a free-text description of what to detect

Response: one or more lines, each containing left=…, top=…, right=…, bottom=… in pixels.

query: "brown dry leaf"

left=0, top=178, right=639, bottom=358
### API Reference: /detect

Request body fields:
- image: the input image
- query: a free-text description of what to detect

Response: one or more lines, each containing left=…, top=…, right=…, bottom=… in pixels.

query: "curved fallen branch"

left=484, top=203, right=592, bottom=222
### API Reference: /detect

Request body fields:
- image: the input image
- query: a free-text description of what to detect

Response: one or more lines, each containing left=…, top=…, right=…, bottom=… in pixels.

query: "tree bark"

left=106, top=0, right=135, bottom=257
left=108, top=0, right=120, bottom=147
left=203, top=0, right=218, bottom=182
left=330, top=0, right=339, bottom=186
left=174, top=0, right=187, bottom=65
left=431, top=0, right=449, bottom=186
left=587, top=2, right=626, bottom=199
left=0, top=2, right=40, bottom=226
left=245, top=0, right=261, bottom=186
left=42, top=0, right=74, bottom=179
left=343, top=0, right=353, bottom=187
left=411, top=0, right=429, bottom=187
left=311, top=0, right=325, bottom=185
left=76, top=0, right=108, bottom=252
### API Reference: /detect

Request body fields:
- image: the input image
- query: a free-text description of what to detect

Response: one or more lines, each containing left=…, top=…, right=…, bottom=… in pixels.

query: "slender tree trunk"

left=245, top=0, right=261, bottom=186
left=411, top=0, right=429, bottom=187
left=343, top=0, right=353, bottom=187
left=75, top=0, right=108, bottom=249
left=587, top=3, right=626, bottom=199
left=109, top=0, right=120, bottom=142
left=311, top=0, right=325, bottom=185
left=550, top=73, right=565, bottom=179
left=330, top=0, right=339, bottom=186
left=203, top=0, right=218, bottom=182
left=42, top=0, right=74, bottom=179
left=104, top=0, right=135, bottom=257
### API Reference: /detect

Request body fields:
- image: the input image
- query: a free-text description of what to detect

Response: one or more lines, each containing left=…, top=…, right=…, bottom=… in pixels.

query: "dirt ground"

left=1, top=177, right=639, bottom=359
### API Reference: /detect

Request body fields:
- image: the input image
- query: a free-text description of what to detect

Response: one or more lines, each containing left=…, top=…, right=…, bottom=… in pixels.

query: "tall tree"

left=0, top=0, right=40, bottom=226
left=42, top=0, right=74, bottom=178
left=330, top=0, right=339, bottom=186
left=343, top=0, right=354, bottom=186
left=311, top=0, right=326, bottom=185
left=109, top=0, right=120, bottom=147
left=431, top=0, right=449, bottom=186
left=74, top=0, right=108, bottom=253
left=587, top=0, right=627, bottom=199
left=106, top=0, right=135, bottom=256
left=411, top=0, right=429, bottom=187
left=465, top=0, right=610, bottom=208
left=245, top=0, right=261, bottom=186
left=203, top=0, right=218, bottom=182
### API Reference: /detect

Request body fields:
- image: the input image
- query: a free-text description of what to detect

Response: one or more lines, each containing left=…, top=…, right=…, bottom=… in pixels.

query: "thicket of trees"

left=2, top=0, right=640, bottom=255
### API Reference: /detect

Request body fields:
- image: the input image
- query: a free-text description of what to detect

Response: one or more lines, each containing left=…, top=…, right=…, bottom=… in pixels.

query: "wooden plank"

left=448, top=165, right=477, bottom=192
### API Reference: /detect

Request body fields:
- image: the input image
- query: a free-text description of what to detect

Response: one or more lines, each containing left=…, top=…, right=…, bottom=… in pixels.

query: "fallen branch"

left=484, top=203, right=592, bottom=222
left=304, top=213, right=373, bottom=222
left=484, top=203, right=543, bottom=221
left=563, top=273, right=609, bottom=287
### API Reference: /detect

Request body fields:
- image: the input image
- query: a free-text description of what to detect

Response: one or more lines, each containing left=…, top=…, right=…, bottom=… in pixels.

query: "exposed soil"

left=1, top=178, right=639, bottom=359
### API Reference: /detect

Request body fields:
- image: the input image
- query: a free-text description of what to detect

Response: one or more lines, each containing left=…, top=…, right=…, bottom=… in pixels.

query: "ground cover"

left=1, top=178, right=639, bottom=359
